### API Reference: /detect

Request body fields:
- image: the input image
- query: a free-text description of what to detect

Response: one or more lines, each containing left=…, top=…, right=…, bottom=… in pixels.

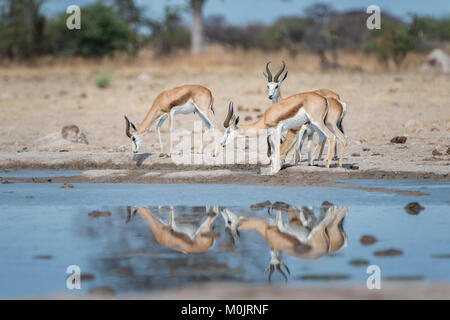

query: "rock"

left=137, top=73, right=151, bottom=81
left=80, top=273, right=95, bottom=281
left=61, top=183, right=74, bottom=189
left=404, top=120, right=416, bottom=128
left=351, top=153, right=360, bottom=157
left=321, top=201, right=334, bottom=207
left=420, top=48, right=450, bottom=73
left=88, top=286, right=115, bottom=297
left=447, top=147, right=450, bottom=155
left=349, top=259, right=369, bottom=266
left=115, top=266, right=134, bottom=276
left=350, top=164, right=359, bottom=170
left=391, top=136, right=407, bottom=144
left=250, top=200, right=271, bottom=210
left=374, top=249, right=403, bottom=257
left=432, top=149, right=443, bottom=156
left=88, top=210, right=111, bottom=217
left=61, top=125, right=89, bottom=144
left=404, top=202, right=424, bottom=215
left=360, top=235, right=376, bottom=246
left=33, top=255, right=52, bottom=260
left=244, top=116, right=252, bottom=121
left=362, top=148, right=370, bottom=152
left=272, top=201, right=292, bottom=210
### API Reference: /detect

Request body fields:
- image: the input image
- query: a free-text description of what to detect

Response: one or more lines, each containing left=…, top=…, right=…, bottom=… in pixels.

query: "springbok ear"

left=262, top=71, right=268, bottom=81
left=279, top=70, right=288, bottom=83
left=233, top=116, right=240, bottom=128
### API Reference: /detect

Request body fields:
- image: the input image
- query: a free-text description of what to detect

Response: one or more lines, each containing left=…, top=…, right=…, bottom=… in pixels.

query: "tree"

left=364, top=20, right=418, bottom=69
left=304, top=3, right=340, bottom=69
left=112, top=0, right=149, bottom=55
left=190, top=0, right=205, bottom=55
left=45, top=3, right=132, bottom=57
left=149, top=6, right=190, bottom=56
left=0, top=0, right=47, bottom=59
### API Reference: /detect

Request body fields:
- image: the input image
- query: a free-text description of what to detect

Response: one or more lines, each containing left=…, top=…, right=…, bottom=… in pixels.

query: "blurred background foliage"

left=0, top=0, right=448, bottom=69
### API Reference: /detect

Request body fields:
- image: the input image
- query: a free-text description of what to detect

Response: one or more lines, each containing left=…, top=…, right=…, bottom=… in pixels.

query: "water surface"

left=0, top=174, right=449, bottom=298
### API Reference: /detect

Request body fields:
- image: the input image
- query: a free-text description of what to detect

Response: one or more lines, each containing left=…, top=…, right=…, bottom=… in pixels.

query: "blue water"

left=0, top=175, right=449, bottom=298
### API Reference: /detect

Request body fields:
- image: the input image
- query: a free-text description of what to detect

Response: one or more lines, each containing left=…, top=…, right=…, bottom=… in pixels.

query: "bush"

left=364, top=21, right=418, bottom=69
left=45, top=3, right=132, bottom=57
left=149, top=6, right=190, bottom=56
left=94, top=72, right=111, bottom=88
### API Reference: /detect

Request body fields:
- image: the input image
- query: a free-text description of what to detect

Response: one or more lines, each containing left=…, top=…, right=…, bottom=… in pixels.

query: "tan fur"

left=223, top=91, right=337, bottom=172
left=234, top=206, right=347, bottom=260
left=127, top=84, right=219, bottom=155
left=136, top=206, right=218, bottom=254
left=281, top=95, right=347, bottom=167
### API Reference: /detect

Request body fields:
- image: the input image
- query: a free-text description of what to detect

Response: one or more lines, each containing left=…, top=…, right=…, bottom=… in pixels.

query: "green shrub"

left=94, top=72, right=111, bottom=89
left=45, top=3, right=132, bottom=57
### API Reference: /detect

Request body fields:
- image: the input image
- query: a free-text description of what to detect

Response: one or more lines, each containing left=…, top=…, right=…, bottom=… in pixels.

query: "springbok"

left=128, top=206, right=219, bottom=254
left=220, top=93, right=336, bottom=174
left=221, top=205, right=347, bottom=281
left=263, top=61, right=347, bottom=166
left=124, top=85, right=219, bottom=156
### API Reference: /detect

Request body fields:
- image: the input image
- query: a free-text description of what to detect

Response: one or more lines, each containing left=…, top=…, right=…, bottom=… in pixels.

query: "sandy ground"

left=0, top=60, right=449, bottom=179
left=48, top=282, right=450, bottom=300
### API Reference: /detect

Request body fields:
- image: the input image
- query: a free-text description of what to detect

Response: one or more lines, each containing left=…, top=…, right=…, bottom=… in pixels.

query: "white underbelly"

left=173, top=99, right=196, bottom=115
left=280, top=108, right=308, bottom=130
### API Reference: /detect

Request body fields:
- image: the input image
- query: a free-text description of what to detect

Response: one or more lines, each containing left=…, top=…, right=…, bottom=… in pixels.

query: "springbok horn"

left=124, top=115, right=132, bottom=138
left=265, top=61, right=273, bottom=82
left=223, top=102, right=234, bottom=128
left=274, top=61, right=286, bottom=82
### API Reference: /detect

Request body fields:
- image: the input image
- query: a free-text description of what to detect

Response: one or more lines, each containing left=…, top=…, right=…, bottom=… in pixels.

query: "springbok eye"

left=132, top=137, right=136, bottom=142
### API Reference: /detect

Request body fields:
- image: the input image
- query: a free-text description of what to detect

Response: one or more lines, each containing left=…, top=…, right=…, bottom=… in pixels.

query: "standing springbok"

left=220, top=93, right=336, bottom=174
left=124, top=84, right=219, bottom=156
left=221, top=205, right=347, bottom=281
left=127, top=206, right=219, bottom=254
left=263, top=61, right=347, bottom=166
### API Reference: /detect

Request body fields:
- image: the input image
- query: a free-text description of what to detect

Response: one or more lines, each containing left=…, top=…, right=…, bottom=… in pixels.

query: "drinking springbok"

left=221, top=205, right=347, bottom=281
left=127, top=206, right=219, bottom=254
left=124, top=85, right=219, bottom=156
left=220, top=93, right=336, bottom=174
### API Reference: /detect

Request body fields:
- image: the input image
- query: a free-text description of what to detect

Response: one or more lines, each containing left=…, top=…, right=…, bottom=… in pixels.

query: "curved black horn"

left=274, top=61, right=286, bottom=82
left=124, top=115, right=132, bottom=138
left=223, top=102, right=234, bottom=128
left=265, top=61, right=273, bottom=82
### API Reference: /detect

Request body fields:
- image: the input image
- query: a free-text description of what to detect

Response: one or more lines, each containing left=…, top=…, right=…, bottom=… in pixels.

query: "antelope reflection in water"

left=127, top=206, right=220, bottom=254
left=221, top=205, right=348, bottom=282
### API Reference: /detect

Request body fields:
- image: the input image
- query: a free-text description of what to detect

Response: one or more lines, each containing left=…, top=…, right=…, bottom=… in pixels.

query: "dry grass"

left=0, top=47, right=448, bottom=173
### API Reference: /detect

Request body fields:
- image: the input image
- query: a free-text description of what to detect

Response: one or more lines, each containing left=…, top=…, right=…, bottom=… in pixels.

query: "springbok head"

left=220, top=102, right=240, bottom=147
left=220, top=208, right=241, bottom=243
left=124, top=115, right=142, bottom=153
left=263, top=61, right=288, bottom=102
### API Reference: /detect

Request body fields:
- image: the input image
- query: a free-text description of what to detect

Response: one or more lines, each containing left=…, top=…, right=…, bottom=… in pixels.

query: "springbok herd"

left=128, top=204, right=347, bottom=282
left=124, top=62, right=347, bottom=175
